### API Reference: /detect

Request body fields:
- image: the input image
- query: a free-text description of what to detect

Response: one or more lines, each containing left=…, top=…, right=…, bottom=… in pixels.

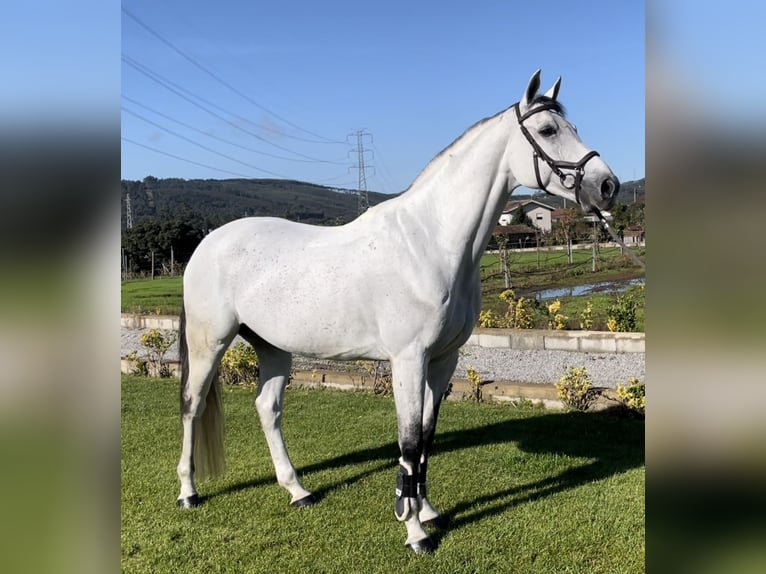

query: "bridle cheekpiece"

left=514, top=102, right=600, bottom=205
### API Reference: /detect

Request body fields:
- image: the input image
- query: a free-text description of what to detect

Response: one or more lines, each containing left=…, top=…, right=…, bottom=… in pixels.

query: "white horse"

left=176, top=70, right=619, bottom=553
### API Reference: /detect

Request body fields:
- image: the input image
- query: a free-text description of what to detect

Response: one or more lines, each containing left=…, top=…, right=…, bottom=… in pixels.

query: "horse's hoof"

left=422, top=515, right=449, bottom=530
left=177, top=494, right=201, bottom=508
left=290, top=493, right=317, bottom=508
left=406, top=536, right=436, bottom=554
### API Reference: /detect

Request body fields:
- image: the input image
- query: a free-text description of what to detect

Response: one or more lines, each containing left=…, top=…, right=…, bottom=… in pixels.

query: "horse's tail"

left=194, top=369, right=226, bottom=480
left=179, top=302, right=226, bottom=480
left=179, top=302, right=190, bottom=412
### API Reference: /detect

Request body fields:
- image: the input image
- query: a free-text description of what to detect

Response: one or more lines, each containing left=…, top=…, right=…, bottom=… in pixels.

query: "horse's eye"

left=539, top=126, right=557, bottom=137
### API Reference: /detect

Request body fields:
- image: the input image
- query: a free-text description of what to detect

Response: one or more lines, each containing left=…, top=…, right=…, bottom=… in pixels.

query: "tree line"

left=122, top=212, right=208, bottom=277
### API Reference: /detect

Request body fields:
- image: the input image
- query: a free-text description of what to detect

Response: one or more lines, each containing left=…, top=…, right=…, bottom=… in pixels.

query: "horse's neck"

left=400, top=114, right=519, bottom=273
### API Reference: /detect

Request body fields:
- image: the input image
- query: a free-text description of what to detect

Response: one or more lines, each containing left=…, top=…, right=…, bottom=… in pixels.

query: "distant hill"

left=120, top=176, right=643, bottom=229
left=120, top=177, right=395, bottom=229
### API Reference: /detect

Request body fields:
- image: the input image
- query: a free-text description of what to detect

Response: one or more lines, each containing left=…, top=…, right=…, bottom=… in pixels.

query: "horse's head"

left=506, top=70, right=619, bottom=214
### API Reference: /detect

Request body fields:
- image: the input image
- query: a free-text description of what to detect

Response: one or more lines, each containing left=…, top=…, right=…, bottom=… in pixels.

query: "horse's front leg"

left=418, top=351, right=459, bottom=529
left=391, top=352, right=433, bottom=553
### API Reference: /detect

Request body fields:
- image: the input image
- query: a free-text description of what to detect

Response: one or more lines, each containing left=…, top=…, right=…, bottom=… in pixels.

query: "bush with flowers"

left=546, top=299, right=568, bottom=330
left=556, top=366, right=602, bottom=411
left=615, top=377, right=645, bottom=415
left=139, top=328, right=177, bottom=378
left=219, top=342, right=259, bottom=386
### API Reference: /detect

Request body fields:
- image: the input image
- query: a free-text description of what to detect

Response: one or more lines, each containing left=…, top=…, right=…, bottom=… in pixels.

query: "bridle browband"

left=514, top=102, right=600, bottom=205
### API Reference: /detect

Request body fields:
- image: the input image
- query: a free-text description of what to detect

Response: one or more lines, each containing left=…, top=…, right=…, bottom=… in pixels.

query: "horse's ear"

left=544, top=76, right=561, bottom=101
left=520, top=69, right=541, bottom=111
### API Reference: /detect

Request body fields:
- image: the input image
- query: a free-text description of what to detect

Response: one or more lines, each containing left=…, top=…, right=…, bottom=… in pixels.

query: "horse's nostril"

left=601, top=178, right=618, bottom=199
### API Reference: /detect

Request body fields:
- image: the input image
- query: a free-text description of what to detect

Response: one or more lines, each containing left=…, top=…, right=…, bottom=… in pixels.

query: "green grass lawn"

left=481, top=245, right=640, bottom=270
left=122, top=276, right=183, bottom=315
left=479, top=246, right=645, bottom=293
left=122, top=376, right=644, bottom=573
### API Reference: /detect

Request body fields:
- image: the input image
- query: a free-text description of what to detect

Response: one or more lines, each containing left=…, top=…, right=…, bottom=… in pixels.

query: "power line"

left=369, top=141, right=397, bottom=194
left=122, top=106, right=293, bottom=178
left=122, top=136, right=260, bottom=178
left=122, top=54, right=339, bottom=163
left=165, top=6, right=344, bottom=147
left=122, top=6, right=343, bottom=144
left=122, top=136, right=351, bottom=188
left=122, top=95, right=345, bottom=165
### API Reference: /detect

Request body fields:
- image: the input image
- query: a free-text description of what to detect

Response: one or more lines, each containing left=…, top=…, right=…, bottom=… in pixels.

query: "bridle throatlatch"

left=515, top=102, right=645, bottom=270
left=514, top=103, right=600, bottom=205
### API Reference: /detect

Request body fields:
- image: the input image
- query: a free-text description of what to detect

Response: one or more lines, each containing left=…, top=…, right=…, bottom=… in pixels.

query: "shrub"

left=139, top=328, right=177, bottom=377
left=498, top=289, right=517, bottom=328
left=579, top=301, right=594, bottom=330
left=499, top=289, right=516, bottom=304
left=478, top=309, right=499, bottom=328
left=552, top=313, right=568, bottom=330
left=125, top=350, right=148, bottom=377
left=514, top=297, right=535, bottom=329
left=556, top=366, right=602, bottom=411
left=615, top=377, right=645, bottom=415
left=356, top=360, right=393, bottom=396
left=546, top=299, right=568, bottom=330
left=466, top=365, right=483, bottom=402
left=606, top=293, right=638, bottom=332
left=219, top=342, right=259, bottom=386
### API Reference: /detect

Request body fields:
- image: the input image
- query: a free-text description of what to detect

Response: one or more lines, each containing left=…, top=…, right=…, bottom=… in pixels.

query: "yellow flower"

left=478, top=309, right=497, bottom=328
left=606, top=318, right=617, bottom=332
left=499, top=289, right=515, bottom=303
left=547, top=299, right=561, bottom=315
left=616, top=377, right=645, bottom=414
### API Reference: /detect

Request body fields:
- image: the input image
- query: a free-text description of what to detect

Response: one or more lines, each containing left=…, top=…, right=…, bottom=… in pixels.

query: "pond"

left=530, top=277, right=645, bottom=300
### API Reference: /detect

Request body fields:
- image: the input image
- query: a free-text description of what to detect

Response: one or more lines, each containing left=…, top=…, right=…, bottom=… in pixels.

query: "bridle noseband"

left=514, top=103, right=600, bottom=205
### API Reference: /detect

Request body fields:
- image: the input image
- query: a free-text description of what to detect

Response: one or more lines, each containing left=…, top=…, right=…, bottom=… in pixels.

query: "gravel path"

left=122, top=328, right=644, bottom=388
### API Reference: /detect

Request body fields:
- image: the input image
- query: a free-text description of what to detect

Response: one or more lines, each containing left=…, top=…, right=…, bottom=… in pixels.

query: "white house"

left=498, top=199, right=555, bottom=232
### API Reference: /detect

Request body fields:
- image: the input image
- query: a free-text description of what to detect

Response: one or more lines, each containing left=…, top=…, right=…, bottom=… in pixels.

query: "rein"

left=593, top=208, right=646, bottom=269
left=514, top=102, right=645, bottom=270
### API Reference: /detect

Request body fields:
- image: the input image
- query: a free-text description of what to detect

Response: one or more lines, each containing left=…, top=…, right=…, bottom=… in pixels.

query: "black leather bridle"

left=514, top=101, right=645, bottom=269
left=514, top=102, right=600, bottom=205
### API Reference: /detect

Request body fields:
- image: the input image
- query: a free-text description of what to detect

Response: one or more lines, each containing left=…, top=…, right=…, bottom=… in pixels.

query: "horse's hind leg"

left=251, top=341, right=315, bottom=507
left=177, top=314, right=236, bottom=507
left=419, top=351, right=459, bottom=529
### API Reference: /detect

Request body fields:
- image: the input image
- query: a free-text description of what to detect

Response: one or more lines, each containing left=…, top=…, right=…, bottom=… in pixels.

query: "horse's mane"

left=402, top=95, right=566, bottom=193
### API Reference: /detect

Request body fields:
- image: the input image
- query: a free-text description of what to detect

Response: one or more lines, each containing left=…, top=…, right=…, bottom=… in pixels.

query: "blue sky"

left=121, top=1, right=645, bottom=193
